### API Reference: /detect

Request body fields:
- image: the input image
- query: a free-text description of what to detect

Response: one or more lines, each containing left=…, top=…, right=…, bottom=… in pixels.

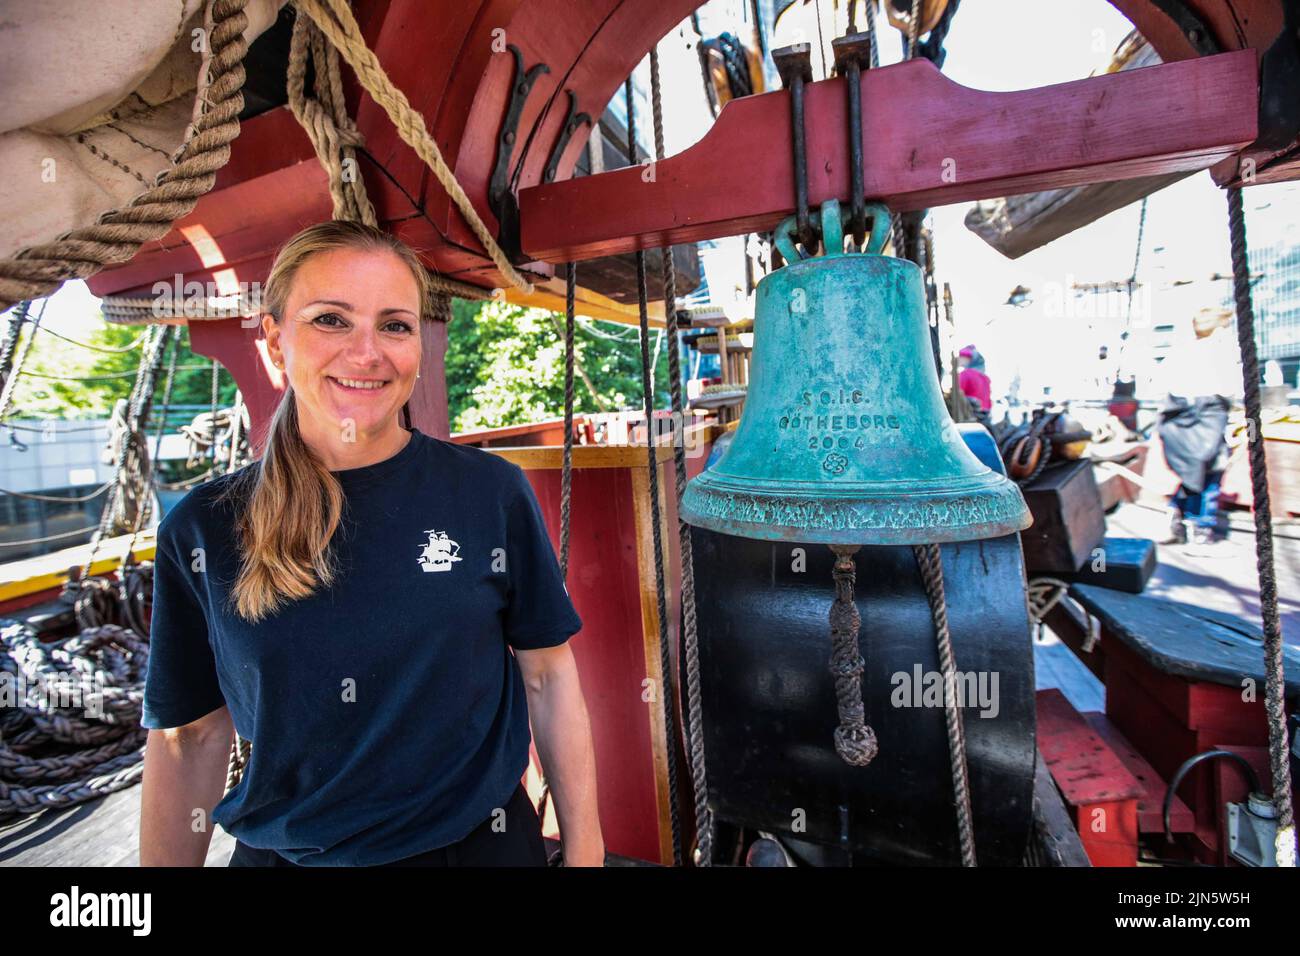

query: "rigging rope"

left=1225, top=187, right=1297, bottom=867
left=914, top=542, right=978, bottom=866
left=651, top=44, right=714, bottom=867
left=291, top=0, right=535, bottom=294
left=288, top=7, right=377, bottom=226
left=0, top=300, right=47, bottom=423
left=627, top=73, right=683, bottom=868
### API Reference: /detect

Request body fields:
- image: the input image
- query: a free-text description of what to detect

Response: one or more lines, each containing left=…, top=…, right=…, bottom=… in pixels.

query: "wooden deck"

left=0, top=784, right=236, bottom=867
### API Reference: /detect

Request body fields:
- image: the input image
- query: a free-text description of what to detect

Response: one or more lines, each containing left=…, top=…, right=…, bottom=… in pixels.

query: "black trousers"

left=226, top=783, right=547, bottom=867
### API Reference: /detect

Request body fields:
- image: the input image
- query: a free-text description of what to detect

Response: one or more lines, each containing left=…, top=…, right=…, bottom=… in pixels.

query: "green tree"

left=7, top=317, right=238, bottom=423
left=444, top=298, right=670, bottom=432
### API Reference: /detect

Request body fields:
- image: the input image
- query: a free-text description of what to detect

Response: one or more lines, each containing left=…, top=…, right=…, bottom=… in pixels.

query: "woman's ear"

left=261, top=313, right=282, bottom=367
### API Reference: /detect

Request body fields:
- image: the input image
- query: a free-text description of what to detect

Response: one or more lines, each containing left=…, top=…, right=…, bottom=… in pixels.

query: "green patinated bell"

left=681, top=200, right=1031, bottom=545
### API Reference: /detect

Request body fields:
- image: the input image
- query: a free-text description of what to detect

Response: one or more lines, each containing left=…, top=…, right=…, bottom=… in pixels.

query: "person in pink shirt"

left=958, top=345, right=992, bottom=413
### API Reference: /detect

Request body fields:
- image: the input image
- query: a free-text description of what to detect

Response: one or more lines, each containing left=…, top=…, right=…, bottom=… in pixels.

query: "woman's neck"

left=297, top=412, right=411, bottom=472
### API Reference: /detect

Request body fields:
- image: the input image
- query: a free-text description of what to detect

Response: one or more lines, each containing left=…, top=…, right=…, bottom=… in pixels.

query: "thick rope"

left=651, top=45, right=713, bottom=867
left=827, top=545, right=879, bottom=766
left=0, top=621, right=149, bottom=817
left=291, top=0, right=534, bottom=294
left=914, top=543, right=978, bottom=866
left=626, top=75, right=683, bottom=867
left=1226, top=187, right=1297, bottom=867
left=0, top=0, right=251, bottom=311
left=288, top=9, right=377, bottom=225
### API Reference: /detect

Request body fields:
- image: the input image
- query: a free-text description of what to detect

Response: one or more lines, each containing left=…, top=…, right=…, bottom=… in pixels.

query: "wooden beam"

left=519, top=52, right=1258, bottom=263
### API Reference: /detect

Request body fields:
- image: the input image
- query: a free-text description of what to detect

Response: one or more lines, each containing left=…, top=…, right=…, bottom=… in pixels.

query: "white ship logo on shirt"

left=418, top=529, right=463, bottom=573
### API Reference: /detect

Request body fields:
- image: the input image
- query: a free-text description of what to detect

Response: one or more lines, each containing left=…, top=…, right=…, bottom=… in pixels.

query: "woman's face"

left=263, top=246, right=422, bottom=441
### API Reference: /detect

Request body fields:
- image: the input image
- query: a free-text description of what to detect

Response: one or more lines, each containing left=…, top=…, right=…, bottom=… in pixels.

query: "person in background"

left=958, top=345, right=992, bottom=414
left=1156, top=308, right=1242, bottom=548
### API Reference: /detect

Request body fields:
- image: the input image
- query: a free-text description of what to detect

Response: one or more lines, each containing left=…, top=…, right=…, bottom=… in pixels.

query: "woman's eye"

left=383, top=320, right=415, bottom=334
left=312, top=312, right=346, bottom=328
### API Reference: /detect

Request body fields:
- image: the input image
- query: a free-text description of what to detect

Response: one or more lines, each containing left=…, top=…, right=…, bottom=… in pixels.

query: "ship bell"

left=681, top=200, right=1031, bottom=545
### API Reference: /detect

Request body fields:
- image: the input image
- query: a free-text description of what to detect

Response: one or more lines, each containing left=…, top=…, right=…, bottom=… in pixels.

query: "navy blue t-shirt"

left=141, top=428, right=582, bottom=865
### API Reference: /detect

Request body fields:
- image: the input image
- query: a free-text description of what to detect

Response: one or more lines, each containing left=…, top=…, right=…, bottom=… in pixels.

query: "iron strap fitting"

left=772, top=43, right=816, bottom=254
left=487, top=44, right=549, bottom=265
left=832, top=32, right=873, bottom=247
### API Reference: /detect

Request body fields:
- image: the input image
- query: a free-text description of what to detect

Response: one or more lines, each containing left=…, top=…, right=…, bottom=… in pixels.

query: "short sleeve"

left=141, top=524, right=226, bottom=729
left=502, top=467, right=583, bottom=650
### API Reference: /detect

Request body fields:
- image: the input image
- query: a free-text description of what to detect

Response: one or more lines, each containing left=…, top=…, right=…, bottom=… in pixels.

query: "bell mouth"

left=681, top=467, right=1031, bottom=546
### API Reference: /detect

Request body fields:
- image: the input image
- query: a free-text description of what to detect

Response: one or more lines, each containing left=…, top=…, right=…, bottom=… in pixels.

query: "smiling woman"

left=137, top=220, right=603, bottom=868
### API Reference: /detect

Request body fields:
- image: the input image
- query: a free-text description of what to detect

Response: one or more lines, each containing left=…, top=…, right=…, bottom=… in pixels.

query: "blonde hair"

left=222, top=220, right=432, bottom=622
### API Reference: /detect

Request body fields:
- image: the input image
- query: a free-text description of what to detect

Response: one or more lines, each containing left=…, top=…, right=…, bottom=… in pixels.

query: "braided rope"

left=864, top=0, right=880, bottom=68
left=291, top=0, right=534, bottom=294
left=627, top=75, right=682, bottom=868
left=913, top=543, right=978, bottom=866
left=0, top=0, right=251, bottom=311
left=288, top=9, right=377, bottom=226
left=1226, top=187, right=1297, bottom=867
left=0, top=621, right=149, bottom=817
left=827, top=545, right=879, bottom=766
left=651, top=45, right=713, bottom=867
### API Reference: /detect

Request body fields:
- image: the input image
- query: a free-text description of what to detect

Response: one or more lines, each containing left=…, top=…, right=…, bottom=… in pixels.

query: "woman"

left=138, top=220, right=603, bottom=867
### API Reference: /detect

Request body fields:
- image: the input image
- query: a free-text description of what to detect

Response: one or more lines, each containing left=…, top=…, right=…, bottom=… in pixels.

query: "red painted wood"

left=521, top=52, right=1259, bottom=262
left=188, top=318, right=284, bottom=454
left=87, top=158, right=334, bottom=298
left=1083, top=711, right=1194, bottom=834
left=87, top=1, right=1273, bottom=301
left=1107, top=0, right=1282, bottom=65
left=518, top=463, right=665, bottom=863
left=1037, top=689, right=1143, bottom=866
left=1038, top=689, right=1144, bottom=806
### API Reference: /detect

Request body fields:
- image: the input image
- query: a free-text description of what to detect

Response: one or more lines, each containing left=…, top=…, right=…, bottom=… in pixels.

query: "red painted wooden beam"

left=519, top=52, right=1259, bottom=263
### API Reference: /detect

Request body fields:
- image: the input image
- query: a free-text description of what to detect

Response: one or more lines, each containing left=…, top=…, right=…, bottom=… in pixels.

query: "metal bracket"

left=833, top=32, right=873, bottom=245
left=772, top=43, right=815, bottom=251
left=543, top=90, right=592, bottom=184
left=488, top=44, right=549, bottom=264
left=1149, top=0, right=1221, bottom=57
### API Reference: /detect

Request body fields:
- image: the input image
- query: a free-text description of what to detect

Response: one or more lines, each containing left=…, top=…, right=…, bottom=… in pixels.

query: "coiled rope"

left=0, top=620, right=150, bottom=817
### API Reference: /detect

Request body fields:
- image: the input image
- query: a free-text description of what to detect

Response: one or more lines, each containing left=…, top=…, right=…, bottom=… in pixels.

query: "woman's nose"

left=346, top=327, right=383, bottom=365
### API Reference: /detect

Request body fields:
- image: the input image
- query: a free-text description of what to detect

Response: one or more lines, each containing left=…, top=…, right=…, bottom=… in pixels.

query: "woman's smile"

left=328, top=375, right=391, bottom=393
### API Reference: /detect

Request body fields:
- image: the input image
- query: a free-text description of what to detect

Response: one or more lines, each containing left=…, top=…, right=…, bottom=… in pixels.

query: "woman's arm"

left=515, top=643, right=604, bottom=866
left=139, top=705, right=235, bottom=866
